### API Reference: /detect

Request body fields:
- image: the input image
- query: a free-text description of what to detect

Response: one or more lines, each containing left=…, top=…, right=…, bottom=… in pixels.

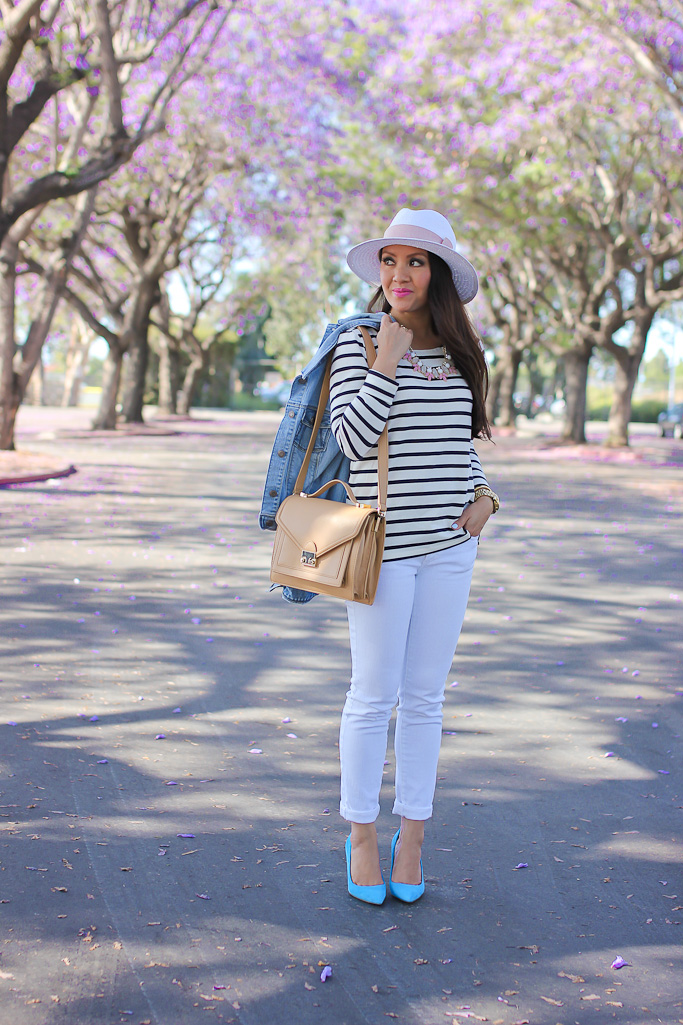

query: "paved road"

left=1, top=409, right=682, bottom=1025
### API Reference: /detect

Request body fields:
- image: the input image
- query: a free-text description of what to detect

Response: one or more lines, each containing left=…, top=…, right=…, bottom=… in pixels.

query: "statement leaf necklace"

left=403, top=345, right=453, bottom=382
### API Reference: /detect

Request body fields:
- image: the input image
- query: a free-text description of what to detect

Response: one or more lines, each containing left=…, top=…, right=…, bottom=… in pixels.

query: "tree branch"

left=94, top=0, right=126, bottom=139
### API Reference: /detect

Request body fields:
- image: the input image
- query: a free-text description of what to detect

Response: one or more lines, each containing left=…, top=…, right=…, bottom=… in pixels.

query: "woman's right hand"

left=373, top=315, right=412, bottom=379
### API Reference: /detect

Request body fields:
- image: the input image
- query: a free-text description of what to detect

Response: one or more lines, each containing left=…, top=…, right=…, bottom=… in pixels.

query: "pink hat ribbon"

left=383, top=222, right=454, bottom=250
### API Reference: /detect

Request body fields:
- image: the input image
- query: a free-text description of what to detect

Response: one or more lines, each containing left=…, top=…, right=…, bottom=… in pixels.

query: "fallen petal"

left=611, top=956, right=630, bottom=969
left=320, top=965, right=332, bottom=982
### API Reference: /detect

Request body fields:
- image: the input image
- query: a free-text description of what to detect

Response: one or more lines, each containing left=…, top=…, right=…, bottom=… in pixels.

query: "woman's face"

left=379, top=245, right=431, bottom=313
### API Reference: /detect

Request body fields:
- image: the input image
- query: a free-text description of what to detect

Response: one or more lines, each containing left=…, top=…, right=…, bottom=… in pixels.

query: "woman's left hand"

left=455, top=496, right=494, bottom=537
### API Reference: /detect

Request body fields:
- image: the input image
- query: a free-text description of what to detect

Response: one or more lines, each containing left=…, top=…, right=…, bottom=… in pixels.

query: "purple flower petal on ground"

left=97, top=758, right=108, bottom=764
left=286, top=733, right=298, bottom=739
left=155, top=734, right=166, bottom=740
left=652, top=723, right=658, bottom=728
left=7, top=721, right=17, bottom=726
left=658, top=769, right=670, bottom=774
left=320, top=965, right=332, bottom=982
left=89, top=715, right=99, bottom=722
left=513, top=863, right=528, bottom=870
left=214, top=985, right=227, bottom=990
left=177, top=833, right=195, bottom=838
left=615, top=717, right=628, bottom=722
left=604, top=752, right=615, bottom=757
left=195, top=893, right=210, bottom=899
left=611, top=956, right=630, bottom=969
left=172, top=707, right=181, bottom=713
left=165, top=781, right=178, bottom=786
left=249, top=748, right=262, bottom=754
left=282, top=717, right=292, bottom=723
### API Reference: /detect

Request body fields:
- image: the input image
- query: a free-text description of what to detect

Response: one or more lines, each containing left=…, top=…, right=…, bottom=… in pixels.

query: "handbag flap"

left=276, top=494, right=375, bottom=559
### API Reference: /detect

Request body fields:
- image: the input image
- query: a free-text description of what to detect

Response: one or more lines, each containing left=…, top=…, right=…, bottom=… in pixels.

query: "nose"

left=393, top=264, right=410, bottom=282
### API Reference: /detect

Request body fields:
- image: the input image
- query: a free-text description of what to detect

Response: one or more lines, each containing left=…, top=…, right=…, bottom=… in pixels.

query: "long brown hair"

left=367, top=251, right=492, bottom=440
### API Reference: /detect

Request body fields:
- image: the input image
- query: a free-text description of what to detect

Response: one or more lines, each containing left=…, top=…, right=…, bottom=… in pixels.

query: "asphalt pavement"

left=1, top=408, right=682, bottom=1025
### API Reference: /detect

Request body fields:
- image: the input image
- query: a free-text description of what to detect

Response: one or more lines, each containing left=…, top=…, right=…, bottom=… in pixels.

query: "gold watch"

left=474, top=486, right=500, bottom=514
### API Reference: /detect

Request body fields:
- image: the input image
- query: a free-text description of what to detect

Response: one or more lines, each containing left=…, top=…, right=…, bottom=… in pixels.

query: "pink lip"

left=393, top=289, right=412, bottom=296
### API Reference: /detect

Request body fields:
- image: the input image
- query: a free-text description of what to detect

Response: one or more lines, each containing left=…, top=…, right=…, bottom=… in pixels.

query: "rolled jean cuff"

left=392, top=799, right=432, bottom=820
left=340, top=801, right=379, bottom=824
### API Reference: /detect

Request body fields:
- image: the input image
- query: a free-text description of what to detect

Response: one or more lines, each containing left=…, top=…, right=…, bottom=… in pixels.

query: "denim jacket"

left=259, top=312, right=385, bottom=604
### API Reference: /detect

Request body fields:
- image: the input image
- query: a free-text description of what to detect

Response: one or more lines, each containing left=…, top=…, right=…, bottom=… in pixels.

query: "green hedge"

left=587, top=398, right=667, bottom=423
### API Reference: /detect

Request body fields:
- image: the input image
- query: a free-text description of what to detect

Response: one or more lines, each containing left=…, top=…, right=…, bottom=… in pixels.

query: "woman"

left=330, top=208, right=499, bottom=904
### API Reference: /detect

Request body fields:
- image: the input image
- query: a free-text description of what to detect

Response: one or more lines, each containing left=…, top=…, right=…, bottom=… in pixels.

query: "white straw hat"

left=346, top=208, right=478, bottom=304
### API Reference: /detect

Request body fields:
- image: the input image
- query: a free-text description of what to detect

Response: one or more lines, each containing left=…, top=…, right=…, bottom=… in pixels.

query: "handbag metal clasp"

left=301, top=549, right=317, bottom=567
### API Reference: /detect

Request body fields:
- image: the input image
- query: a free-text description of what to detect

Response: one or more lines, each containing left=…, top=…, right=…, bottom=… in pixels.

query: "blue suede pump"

left=389, top=829, right=425, bottom=902
left=345, top=836, right=386, bottom=905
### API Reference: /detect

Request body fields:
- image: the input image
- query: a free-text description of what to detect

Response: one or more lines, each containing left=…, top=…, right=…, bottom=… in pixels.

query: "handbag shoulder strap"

left=359, top=326, right=388, bottom=516
left=293, top=353, right=332, bottom=495
left=293, top=324, right=389, bottom=516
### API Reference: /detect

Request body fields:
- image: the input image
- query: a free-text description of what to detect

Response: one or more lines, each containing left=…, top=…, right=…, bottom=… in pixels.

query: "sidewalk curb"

left=0, top=464, right=77, bottom=488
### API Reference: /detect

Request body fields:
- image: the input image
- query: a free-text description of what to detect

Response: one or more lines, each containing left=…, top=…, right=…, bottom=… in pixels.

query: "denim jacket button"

left=277, top=449, right=286, bottom=457
left=288, top=410, right=295, bottom=418
left=269, top=488, right=277, bottom=497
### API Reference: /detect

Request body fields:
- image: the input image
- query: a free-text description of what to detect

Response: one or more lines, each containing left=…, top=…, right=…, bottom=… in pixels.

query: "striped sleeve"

left=469, top=441, right=488, bottom=489
left=329, top=329, right=398, bottom=460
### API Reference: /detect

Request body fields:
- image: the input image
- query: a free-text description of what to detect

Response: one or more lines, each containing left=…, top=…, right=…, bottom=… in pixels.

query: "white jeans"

left=339, top=537, right=478, bottom=823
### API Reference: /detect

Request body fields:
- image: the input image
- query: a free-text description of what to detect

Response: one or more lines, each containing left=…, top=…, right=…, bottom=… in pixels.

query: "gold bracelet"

left=474, top=486, right=500, bottom=514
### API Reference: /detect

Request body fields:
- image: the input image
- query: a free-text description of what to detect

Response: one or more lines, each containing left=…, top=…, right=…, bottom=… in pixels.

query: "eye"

left=410, top=258, right=425, bottom=266
left=381, top=255, right=395, bottom=265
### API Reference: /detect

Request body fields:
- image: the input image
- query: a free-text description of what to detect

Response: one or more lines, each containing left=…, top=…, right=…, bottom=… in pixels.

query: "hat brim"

left=346, top=235, right=479, bottom=304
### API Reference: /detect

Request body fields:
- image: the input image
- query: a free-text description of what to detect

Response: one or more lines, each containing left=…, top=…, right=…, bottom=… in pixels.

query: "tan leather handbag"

left=270, top=327, right=388, bottom=605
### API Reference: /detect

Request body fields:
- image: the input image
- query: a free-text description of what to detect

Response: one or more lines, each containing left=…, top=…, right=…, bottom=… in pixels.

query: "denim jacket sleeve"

left=258, top=313, right=385, bottom=604
left=259, top=313, right=385, bottom=532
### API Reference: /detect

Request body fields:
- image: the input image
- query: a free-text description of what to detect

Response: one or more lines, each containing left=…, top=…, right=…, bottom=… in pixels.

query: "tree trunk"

left=119, top=334, right=149, bottom=423
left=486, top=363, right=503, bottom=422
left=560, top=345, right=592, bottom=443
left=0, top=192, right=95, bottom=448
left=62, top=318, right=91, bottom=407
left=0, top=237, right=19, bottom=449
left=119, top=279, right=159, bottom=423
left=177, top=356, right=205, bottom=415
left=496, top=348, right=522, bottom=427
left=92, top=346, right=123, bottom=430
left=157, top=335, right=180, bottom=414
left=604, top=313, right=655, bottom=448
left=605, top=353, right=639, bottom=447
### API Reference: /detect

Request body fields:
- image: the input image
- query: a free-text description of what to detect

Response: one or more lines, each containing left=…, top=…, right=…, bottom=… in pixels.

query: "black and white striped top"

left=329, top=326, right=490, bottom=562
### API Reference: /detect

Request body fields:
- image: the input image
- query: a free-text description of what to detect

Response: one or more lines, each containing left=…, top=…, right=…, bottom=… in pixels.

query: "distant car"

left=658, top=404, right=683, bottom=439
